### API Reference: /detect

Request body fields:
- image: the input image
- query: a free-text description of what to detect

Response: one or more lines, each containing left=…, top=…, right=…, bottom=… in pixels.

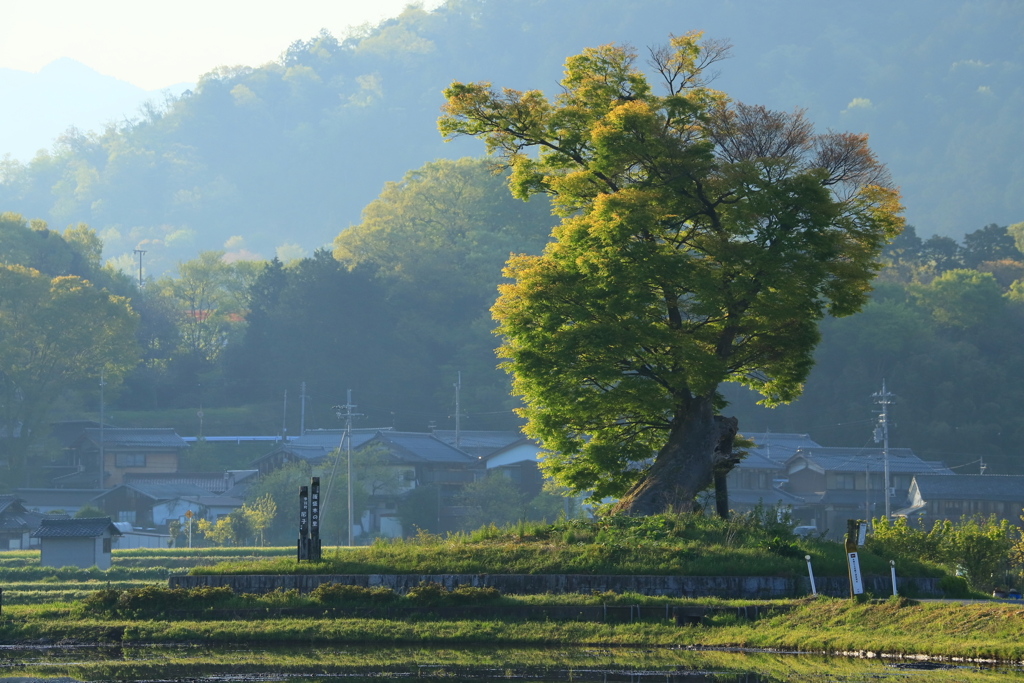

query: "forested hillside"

left=727, top=223, right=1024, bottom=474
left=0, top=0, right=1020, bottom=274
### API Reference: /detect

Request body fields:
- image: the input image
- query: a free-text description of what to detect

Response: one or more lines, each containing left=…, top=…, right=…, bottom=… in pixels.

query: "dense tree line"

left=727, top=222, right=1024, bottom=474
left=2, top=159, right=1023, bottom=485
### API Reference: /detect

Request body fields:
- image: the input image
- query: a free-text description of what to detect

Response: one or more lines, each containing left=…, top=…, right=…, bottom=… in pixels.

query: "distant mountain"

left=0, top=0, right=1020, bottom=274
left=0, top=58, right=192, bottom=161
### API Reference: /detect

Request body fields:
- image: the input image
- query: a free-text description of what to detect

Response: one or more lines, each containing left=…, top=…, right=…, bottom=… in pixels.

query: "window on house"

left=115, top=453, right=146, bottom=468
left=102, top=538, right=112, bottom=553
left=834, top=474, right=856, bottom=490
left=117, top=510, right=136, bottom=524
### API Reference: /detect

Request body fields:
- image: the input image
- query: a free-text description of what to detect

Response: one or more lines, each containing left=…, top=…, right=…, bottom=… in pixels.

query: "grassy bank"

left=190, top=515, right=947, bottom=579
left=1, top=597, right=1022, bottom=662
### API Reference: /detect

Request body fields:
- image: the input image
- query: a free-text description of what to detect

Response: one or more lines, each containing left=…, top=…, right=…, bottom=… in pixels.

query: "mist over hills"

left=0, top=58, right=192, bottom=163
left=0, top=0, right=1020, bottom=274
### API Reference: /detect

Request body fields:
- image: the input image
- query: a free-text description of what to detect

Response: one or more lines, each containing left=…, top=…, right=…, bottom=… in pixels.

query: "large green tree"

left=440, top=33, right=903, bottom=515
left=0, top=265, right=139, bottom=487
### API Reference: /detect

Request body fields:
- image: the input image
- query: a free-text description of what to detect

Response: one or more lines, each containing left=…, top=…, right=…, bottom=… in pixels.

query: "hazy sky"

left=2, top=0, right=441, bottom=89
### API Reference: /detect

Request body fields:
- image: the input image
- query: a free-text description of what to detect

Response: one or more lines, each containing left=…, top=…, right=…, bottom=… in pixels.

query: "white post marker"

left=890, top=560, right=898, bottom=596
left=857, top=521, right=867, bottom=546
left=805, top=555, right=817, bottom=596
left=847, top=552, right=864, bottom=595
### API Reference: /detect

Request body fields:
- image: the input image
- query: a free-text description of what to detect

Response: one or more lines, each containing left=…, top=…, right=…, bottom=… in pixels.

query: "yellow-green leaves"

left=441, top=33, right=903, bottom=501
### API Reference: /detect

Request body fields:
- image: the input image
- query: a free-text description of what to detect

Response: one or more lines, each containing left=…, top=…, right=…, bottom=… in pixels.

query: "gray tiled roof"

left=14, top=488, right=106, bottom=508
left=735, top=451, right=786, bottom=470
left=744, top=432, right=821, bottom=465
left=249, top=430, right=385, bottom=466
left=81, top=428, right=188, bottom=449
left=432, top=430, right=524, bottom=457
left=0, top=494, right=18, bottom=516
left=31, top=517, right=121, bottom=538
left=94, top=483, right=210, bottom=502
left=914, top=474, right=1024, bottom=502
left=286, top=428, right=389, bottom=448
left=0, top=495, right=47, bottom=533
left=366, top=431, right=477, bottom=464
left=788, top=447, right=953, bottom=475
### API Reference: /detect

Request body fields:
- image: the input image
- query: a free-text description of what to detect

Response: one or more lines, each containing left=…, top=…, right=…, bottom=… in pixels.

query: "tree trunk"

left=611, top=396, right=739, bottom=516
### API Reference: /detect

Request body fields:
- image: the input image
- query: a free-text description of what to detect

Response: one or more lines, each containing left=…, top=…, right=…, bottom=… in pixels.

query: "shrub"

left=310, top=583, right=396, bottom=604
left=405, top=581, right=448, bottom=605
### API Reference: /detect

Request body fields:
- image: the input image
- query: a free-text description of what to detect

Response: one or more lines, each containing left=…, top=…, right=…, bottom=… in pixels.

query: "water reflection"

left=0, top=645, right=1011, bottom=682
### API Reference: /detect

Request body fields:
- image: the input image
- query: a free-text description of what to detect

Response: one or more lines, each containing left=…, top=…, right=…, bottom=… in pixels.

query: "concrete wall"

left=170, top=573, right=942, bottom=599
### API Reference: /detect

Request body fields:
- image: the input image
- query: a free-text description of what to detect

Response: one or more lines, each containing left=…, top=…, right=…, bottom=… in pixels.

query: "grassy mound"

left=190, top=514, right=946, bottom=579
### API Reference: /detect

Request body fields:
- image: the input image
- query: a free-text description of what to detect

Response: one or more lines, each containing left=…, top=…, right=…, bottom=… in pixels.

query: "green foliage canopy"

left=439, top=33, right=904, bottom=503
left=0, top=264, right=139, bottom=485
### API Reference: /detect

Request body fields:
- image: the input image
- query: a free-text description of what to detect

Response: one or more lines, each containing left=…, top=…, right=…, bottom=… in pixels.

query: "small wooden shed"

left=31, top=517, right=122, bottom=569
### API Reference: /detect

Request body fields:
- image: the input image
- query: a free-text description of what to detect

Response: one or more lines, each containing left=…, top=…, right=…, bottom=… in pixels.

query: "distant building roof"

left=913, top=474, right=1024, bottom=502
left=123, top=470, right=257, bottom=493
left=31, top=517, right=121, bottom=538
left=432, top=430, right=525, bottom=458
left=735, top=451, right=786, bottom=470
left=787, top=447, right=953, bottom=475
left=0, top=495, right=48, bottom=533
left=15, top=488, right=106, bottom=508
left=47, top=421, right=112, bottom=448
left=94, top=482, right=211, bottom=502
left=362, top=431, right=478, bottom=464
left=179, top=494, right=244, bottom=509
left=249, top=429, right=388, bottom=467
left=78, top=428, right=188, bottom=450
left=743, top=432, right=822, bottom=465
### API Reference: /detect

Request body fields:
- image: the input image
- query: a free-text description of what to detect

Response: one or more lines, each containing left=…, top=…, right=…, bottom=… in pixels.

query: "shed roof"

left=79, top=428, right=188, bottom=450
left=31, top=517, right=121, bottom=538
left=913, top=474, right=1024, bottom=502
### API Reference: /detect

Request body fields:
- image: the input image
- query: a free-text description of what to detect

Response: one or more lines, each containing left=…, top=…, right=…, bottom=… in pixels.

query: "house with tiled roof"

left=432, top=430, right=548, bottom=501
left=724, top=432, right=821, bottom=515
left=0, top=495, right=49, bottom=550
left=782, top=447, right=953, bottom=537
left=248, top=428, right=387, bottom=476
left=62, top=428, right=189, bottom=488
left=895, top=474, right=1024, bottom=528
left=91, top=482, right=217, bottom=529
left=31, top=516, right=122, bottom=569
left=344, top=431, right=483, bottom=538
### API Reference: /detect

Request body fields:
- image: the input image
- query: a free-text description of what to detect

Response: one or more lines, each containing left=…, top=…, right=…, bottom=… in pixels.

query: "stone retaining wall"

left=170, top=573, right=942, bottom=599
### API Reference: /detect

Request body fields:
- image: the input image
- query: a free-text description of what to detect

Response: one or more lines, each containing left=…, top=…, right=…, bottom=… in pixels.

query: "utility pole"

left=99, top=370, right=105, bottom=489
left=282, top=389, right=288, bottom=441
left=300, top=382, right=306, bottom=437
left=872, top=380, right=894, bottom=518
left=980, top=454, right=987, bottom=475
left=133, top=249, right=146, bottom=288
left=329, top=392, right=361, bottom=546
left=454, top=371, right=461, bottom=450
